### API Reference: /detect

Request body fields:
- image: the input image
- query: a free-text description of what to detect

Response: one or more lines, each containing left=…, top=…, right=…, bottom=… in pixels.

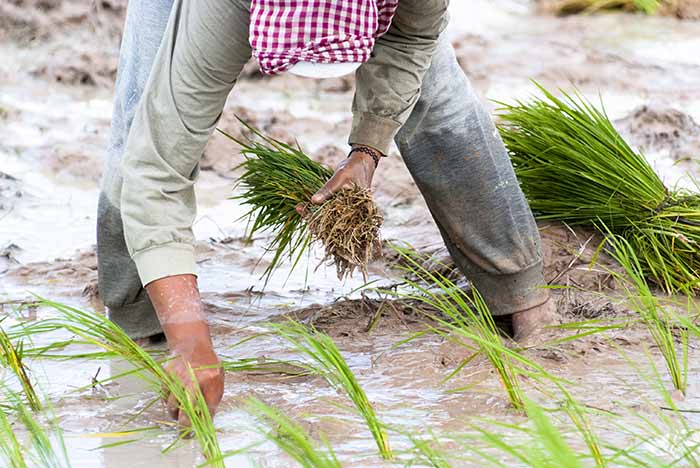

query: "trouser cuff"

left=472, top=261, right=549, bottom=317
left=107, top=299, right=163, bottom=340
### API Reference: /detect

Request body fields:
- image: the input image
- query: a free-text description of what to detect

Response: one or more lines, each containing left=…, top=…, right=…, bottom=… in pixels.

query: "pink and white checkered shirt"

left=249, top=0, right=399, bottom=75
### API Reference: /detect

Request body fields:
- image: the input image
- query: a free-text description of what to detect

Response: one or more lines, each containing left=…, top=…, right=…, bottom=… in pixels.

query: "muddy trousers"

left=97, top=1, right=547, bottom=339
left=97, top=0, right=175, bottom=339
left=395, top=40, right=548, bottom=316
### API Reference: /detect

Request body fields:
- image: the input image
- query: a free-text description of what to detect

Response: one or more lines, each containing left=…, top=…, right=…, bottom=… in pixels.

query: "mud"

left=616, top=104, right=700, bottom=162
left=2, top=0, right=700, bottom=466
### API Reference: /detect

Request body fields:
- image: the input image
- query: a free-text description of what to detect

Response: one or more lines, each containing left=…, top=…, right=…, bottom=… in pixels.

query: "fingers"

left=295, top=203, right=309, bottom=218
left=164, top=367, right=223, bottom=428
left=178, top=411, right=193, bottom=429
left=311, top=173, right=347, bottom=205
left=166, top=391, right=179, bottom=421
left=204, top=369, right=225, bottom=418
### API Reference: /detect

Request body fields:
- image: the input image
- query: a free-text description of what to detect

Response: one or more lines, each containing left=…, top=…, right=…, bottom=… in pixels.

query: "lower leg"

left=395, top=37, right=555, bottom=339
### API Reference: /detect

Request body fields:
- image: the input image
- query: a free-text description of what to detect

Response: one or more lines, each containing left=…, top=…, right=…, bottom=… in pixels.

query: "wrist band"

left=348, top=146, right=384, bottom=168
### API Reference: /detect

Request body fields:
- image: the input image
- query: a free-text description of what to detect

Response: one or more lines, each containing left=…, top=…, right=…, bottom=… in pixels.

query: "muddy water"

left=2, top=0, right=700, bottom=466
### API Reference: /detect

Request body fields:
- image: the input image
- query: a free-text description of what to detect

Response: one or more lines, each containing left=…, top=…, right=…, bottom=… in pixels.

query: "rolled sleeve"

left=132, top=242, right=198, bottom=286
left=119, top=0, right=252, bottom=287
left=349, top=113, right=402, bottom=155
left=350, top=0, right=450, bottom=153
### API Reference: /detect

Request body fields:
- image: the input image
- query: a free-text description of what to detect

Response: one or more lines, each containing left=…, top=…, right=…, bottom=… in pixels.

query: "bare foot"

left=512, top=298, right=559, bottom=344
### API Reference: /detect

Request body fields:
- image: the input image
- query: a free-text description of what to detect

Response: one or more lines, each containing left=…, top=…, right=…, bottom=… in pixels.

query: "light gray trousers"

left=98, top=0, right=547, bottom=339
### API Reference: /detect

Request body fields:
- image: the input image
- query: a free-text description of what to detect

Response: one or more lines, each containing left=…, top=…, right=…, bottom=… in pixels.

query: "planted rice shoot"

left=606, top=348, right=699, bottom=467
left=12, top=299, right=223, bottom=467
left=558, top=387, right=606, bottom=467
left=0, top=324, right=41, bottom=411
left=603, top=232, right=688, bottom=394
left=245, top=397, right=341, bottom=468
left=219, top=119, right=382, bottom=281
left=0, top=386, right=70, bottom=468
left=388, top=245, right=560, bottom=410
left=498, top=83, right=700, bottom=294
left=406, top=432, right=453, bottom=468
left=469, top=399, right=586, bottom=468
left=269, top=320, right=393, bottom=459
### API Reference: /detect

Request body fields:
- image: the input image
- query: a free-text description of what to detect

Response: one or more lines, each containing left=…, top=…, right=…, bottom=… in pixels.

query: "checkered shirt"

left=250, top=0, right=399, bottom=75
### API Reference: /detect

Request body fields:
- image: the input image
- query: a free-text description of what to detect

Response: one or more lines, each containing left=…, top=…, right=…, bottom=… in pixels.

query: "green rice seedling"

left=603, top=232, right=688, bottom=394
left=0, top=386, right=70, bottom=468
left=464, top=399, right=586, bottom=468
left=558, top=387, right=606, bottom=468
left=497, top=83, right=700, bottom=294
left=12, top=299, right=223, bottom=467
left=405, top=432, right=453, bottom=468
left=245, top=397, right=341, bottom=468
left=220, top=122, right=332, bottom=280
left=0, top=323, right=41, bottom=411
left=221, top=357, right=312, bottom=377
left=387, top=244, right=562, bottom=410
left=269, top=320, right=393, bottom=459
left=219, top=119, right=382, bottom=281
left=605, top=347, right=700, bottom=467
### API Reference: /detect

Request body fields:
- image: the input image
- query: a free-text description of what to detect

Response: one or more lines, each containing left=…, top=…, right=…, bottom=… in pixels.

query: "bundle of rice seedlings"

left=245, top=398, right=341, bottom=468
left=498, top=83, right=700, bottom=294
left=388, top=245, right=560, bottom=411
left=542, top=0, right=661, bottom=15
left=603, top=232, right=688, bottom=394
left=269, top=320, right=393, bottom=460
left=0, top=324, right=41, bottom=411
left=219, top=120, right=382, bottom=281
left=13, top=299, right=223, bottom=467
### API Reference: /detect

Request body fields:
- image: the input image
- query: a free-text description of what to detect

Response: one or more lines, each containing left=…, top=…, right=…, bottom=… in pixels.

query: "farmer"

left=98, top=0, right=556, bottom=422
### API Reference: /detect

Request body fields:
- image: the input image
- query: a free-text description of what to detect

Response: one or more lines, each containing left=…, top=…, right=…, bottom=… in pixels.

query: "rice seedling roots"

left=305, top=186, right=383, bottom=281
left=223, top=121, right=383, bottom=282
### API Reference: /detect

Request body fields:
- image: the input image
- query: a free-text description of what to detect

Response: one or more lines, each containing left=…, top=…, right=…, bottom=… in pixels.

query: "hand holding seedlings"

left=145, top=275, right=224, bottom=426
left=308, top=145, right=379, bottom=205
left=227, top=126, right=384, bottom=281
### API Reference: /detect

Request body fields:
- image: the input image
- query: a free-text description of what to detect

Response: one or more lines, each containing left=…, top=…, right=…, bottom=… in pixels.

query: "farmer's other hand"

left=163, top=340, right=223, bottom=427
left=145, top=275, right=224, bottom=426
left=310, top=145, right=380, bottom=205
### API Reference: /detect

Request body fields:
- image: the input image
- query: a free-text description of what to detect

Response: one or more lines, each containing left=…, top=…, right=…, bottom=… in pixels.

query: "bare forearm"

left=145, top=275, right=214, bottom=357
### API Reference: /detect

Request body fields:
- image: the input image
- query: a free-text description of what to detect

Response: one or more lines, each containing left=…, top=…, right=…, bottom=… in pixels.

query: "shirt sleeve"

left=349, top=0, right=450, bottom=154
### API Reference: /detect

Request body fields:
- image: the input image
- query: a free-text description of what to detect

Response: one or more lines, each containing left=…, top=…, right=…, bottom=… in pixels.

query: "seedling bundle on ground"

left=541, top=0, right=662, bottom=15
left=220, top=121, right=383, bottom=281
left=498, top=83, right=700, bottom=294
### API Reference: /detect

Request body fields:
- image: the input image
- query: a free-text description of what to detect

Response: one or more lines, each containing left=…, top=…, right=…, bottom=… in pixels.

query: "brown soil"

left=615, top=105, right=700, bottom=162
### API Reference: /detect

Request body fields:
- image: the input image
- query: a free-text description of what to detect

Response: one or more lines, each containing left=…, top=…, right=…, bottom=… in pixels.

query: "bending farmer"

left=97, top=0, right=556, bottom=423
